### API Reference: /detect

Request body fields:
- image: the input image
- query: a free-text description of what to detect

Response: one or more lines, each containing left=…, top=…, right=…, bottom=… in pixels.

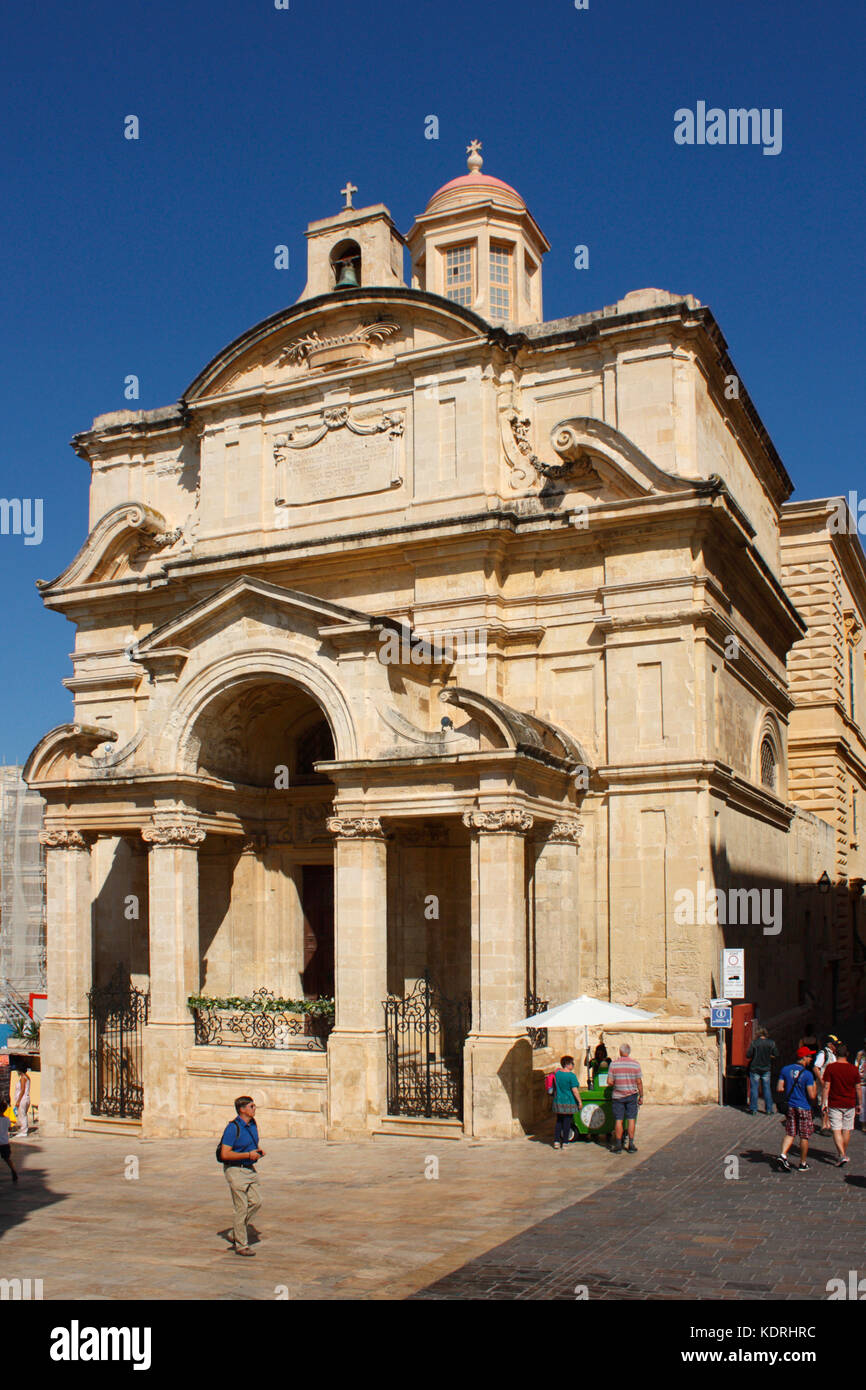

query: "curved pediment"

left=503, top=413, right=696, bottom=501
left=37, top=503, right=170, bottom=595
left=439, top=688, right=588, bottom=768
left=184, top=287, right=491, bottom=402
left=24, top=723, right=117, bottom=786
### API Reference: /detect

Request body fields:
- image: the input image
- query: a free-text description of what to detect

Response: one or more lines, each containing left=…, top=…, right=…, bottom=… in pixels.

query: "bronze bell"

left=335, top=258, right=360, bottom=289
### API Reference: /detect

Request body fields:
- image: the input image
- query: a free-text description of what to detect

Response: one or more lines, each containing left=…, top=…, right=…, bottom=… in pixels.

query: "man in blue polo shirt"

left=775, top=1048, right=817, bottom=1173
left=220, top=1095, right=265, bottom=1255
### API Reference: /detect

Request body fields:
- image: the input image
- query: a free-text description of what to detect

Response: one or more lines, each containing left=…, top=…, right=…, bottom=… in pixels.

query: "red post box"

left=729, top=1002, right=755, bottom=1068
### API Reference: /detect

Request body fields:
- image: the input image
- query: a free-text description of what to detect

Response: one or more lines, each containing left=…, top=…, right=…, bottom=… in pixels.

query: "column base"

left=464, top=1033, right=534, bottom=1139
left=326, top=1029, right=387, bottom=1139
left=38, top=1017, right=89, bottom=1136
left=140, top=1021, right=193, bottom=1137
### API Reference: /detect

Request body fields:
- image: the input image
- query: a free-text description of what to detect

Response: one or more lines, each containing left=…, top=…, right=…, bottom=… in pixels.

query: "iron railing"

left=384, top=970, right=471, bottom=1119
left=191, top=988, right=334, bottom=1052
left=525, top=991, right=549, bottom=1049
left=87, top=964, right=149, bottom=1119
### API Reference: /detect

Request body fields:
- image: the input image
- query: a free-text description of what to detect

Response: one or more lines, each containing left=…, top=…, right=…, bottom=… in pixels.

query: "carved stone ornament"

left=844, top=609, right=863, bottom=647
left=498, top=394, right=599, bottom=491
left=141, top=820, right=206, bottom=848
left=547, top=820, right=584, bottom=845
left=150, top=527, right=184, bottom=550
left=39, top=827, right=89, bottom=852
left=326, top=815, right=386, bottom=839
left=273, top=405, right=404, bottom=458
left=462, top=809, right=534, bottom=835
left=279, top=322, right=400, bottom=372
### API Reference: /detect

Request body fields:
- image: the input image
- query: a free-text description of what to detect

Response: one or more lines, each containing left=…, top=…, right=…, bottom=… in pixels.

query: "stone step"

left=372, top=1116, right=465, bottom=1141
left=74, top=1116, right=143, bottom=1138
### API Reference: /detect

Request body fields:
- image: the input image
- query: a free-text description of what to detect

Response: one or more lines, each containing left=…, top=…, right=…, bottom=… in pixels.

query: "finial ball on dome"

left=466, top=138, right=483, bottom=173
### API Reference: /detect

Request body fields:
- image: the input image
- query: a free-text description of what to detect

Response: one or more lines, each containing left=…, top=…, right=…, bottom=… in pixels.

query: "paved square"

left=0, top=1107, right=694, bottom=1300
left=413, top=1108, right=866, bottom=1300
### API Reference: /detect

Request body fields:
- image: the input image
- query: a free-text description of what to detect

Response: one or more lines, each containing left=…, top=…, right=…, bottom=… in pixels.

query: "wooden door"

left=301, top=864, right=335, bottom=998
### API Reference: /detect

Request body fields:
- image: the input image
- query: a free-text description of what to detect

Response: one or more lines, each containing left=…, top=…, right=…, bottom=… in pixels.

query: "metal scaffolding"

left=0, top=766, right=46, bottom=1003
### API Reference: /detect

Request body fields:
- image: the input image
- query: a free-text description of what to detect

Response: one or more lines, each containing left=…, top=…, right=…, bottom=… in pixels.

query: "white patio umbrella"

left=514, top=994, right=658, bottom=1055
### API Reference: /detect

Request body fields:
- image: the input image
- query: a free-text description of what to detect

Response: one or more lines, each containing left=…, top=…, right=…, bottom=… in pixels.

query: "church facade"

left=26, top=147, right=866, bottom=1140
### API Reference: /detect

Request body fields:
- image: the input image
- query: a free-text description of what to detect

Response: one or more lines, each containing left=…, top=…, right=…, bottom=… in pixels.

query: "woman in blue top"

left=552, top=1055, right=583, bottom=1148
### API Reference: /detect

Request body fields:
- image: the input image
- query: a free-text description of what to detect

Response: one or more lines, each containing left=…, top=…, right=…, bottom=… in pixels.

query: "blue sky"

left=0, top=0, right=863, bottom=762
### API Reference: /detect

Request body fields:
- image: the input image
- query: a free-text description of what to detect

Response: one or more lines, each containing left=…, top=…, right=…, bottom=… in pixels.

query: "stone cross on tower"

left=466, top=139, right=483, bottom=172
left=340, top=181, right=358, bottom=210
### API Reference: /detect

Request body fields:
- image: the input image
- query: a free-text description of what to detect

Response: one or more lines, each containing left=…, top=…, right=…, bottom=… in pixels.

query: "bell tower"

left=296, top=181, right=406, bottom=302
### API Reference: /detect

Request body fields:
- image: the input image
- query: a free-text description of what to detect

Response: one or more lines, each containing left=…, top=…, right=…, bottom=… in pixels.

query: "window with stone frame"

left=489, top=243, right=512, bottom=319
left=443, top=243, right=474, bottom=307
left=760, top=736, right=778, bottom=791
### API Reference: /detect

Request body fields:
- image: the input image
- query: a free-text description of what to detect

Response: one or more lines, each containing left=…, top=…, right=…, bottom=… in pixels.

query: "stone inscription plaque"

left=274, top=409, right=405, bottom=507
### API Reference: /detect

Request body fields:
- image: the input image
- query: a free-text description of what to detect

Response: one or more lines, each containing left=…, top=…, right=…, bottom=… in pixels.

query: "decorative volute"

left=406, top=141, right=549, bottom=325
left=296, top=181, right=406, bottom=301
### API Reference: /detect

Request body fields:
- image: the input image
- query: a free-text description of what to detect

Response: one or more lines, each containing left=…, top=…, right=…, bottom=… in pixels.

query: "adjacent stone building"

left=25, top=146, right=864, bottom=1139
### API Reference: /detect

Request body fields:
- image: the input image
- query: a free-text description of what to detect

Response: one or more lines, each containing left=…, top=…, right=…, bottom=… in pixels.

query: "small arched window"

left=760, top=736, right=777, bottom=791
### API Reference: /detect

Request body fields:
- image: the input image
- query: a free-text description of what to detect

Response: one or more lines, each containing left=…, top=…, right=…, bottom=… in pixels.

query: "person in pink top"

left=607, top=1044, right=644, bottom=1154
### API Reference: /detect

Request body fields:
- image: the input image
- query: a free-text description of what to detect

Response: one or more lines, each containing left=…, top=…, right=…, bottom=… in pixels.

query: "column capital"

left=39, top=826, right=90, bottom=852
left=142, top=818, right=206, bottom=848
left=326, top=815, right=386, bottom=840
left=463, top=809, right=534, bottom=835
left=547, top=819, right=584, bottom=845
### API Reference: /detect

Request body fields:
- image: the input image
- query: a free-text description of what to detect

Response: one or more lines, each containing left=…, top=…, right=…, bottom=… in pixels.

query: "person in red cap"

left=776, top=1047, right=818, bottom=1172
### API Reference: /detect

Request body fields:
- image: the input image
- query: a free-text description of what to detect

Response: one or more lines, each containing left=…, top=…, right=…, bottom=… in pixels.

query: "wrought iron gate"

left=87, top=965, right=149, bottom=1119
left=384, top=970, right=471, bottom=1119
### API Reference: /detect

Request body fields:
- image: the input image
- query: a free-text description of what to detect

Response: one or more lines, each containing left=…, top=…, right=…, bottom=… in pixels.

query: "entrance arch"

left=179, top=671, right=341, bottom=1007
left=168, top=649, right=358, bottom=777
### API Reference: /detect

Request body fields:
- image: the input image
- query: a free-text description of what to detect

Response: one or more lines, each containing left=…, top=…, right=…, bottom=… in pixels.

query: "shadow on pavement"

left=0, top=1142, right=67, bottom=1238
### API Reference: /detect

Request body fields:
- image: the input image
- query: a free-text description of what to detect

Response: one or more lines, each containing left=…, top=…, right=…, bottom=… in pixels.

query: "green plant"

left=187, top=992, right=335, bottom=1020
left=20, top=1017, right=41, bottom=1043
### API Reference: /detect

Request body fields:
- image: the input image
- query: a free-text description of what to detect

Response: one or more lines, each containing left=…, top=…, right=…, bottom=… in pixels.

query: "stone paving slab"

left=0, top=1107, right=696, bottom=1301
left=412, top=1108, right=866, bottom=1300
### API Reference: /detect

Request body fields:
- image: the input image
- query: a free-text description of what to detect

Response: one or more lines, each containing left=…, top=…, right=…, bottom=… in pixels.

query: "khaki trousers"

left=225, top=1165, right=261, bottom=1248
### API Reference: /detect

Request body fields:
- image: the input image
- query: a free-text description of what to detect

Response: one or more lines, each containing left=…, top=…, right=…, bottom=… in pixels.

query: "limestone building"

left=25, top=146, right=863, bottom=1140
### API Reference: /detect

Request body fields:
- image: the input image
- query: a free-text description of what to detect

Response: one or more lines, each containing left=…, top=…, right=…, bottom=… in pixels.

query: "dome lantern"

left=406, top=141, right=549, bottom=325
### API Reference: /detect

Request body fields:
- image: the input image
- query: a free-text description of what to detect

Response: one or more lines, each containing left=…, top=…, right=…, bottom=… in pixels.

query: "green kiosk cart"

left=570, top=1068, right=617, bottom=1140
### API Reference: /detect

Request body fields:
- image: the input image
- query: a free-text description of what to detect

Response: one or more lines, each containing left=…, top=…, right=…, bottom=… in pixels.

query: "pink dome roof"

left=425, top=171, right=526, bottom=214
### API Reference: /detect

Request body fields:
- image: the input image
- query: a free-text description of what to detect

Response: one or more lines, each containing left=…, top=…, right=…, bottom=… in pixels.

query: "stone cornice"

left=600, top=758, right=794, bottom=830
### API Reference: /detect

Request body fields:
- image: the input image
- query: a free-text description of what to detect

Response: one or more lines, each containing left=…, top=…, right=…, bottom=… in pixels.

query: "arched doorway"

left=190, top=678, right=336, bottom=1005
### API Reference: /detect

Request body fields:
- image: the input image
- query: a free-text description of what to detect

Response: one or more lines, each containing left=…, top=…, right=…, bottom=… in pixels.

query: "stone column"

left=141, top=815, right=205, bottom=1137
left=38, top=827, right=93, bottom=1136
left=325, top=816, right=388, bottom=1138
left=462, top=809, right=534, bottom=1138
left=533, top=821, right=582, bottom=1004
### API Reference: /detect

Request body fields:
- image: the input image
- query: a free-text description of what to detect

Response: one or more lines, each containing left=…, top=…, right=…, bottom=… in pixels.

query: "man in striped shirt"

left=607, top=1044, right=644, bottom=1154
